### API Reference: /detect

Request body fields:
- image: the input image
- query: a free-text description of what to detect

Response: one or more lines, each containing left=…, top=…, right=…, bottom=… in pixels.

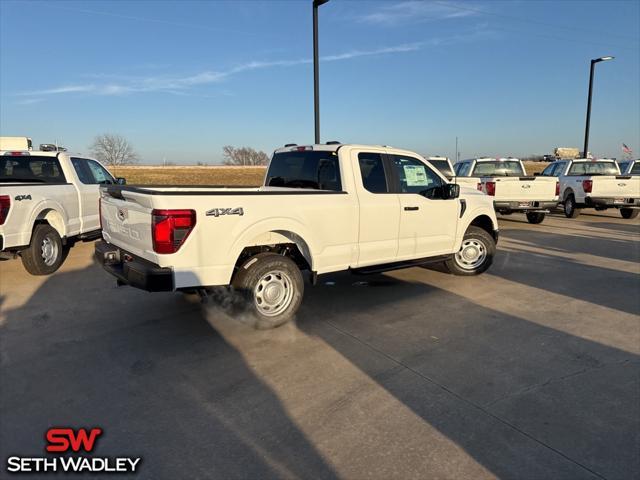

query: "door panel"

left=353, top=151, right=400, bottom=266
left=389, top=154, right=458, bottom=259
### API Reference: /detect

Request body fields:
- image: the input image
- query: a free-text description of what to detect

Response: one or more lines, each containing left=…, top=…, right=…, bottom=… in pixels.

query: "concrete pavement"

left=1, top=210, right=638, bottom=479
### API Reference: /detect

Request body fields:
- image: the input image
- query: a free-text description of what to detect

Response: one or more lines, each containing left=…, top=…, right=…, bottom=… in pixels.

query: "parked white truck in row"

left=540, top=158, right=640, bottom=218
left=96, top=144, right=499, bottom=328
left=453, top=158, right=559, bottom=224
left=0, top=151, right=124, bottom=274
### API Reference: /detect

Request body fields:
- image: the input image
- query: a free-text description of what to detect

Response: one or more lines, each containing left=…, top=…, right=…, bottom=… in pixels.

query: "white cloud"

left=359, top=1, right=476, bottom=26
left=15, top=44, right=423, bottom=98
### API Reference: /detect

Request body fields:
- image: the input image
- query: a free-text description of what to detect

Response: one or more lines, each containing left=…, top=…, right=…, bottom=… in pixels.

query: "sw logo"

left=46, top=427, right=102, bottom=452
left=5, top=427, right=141, bottom=474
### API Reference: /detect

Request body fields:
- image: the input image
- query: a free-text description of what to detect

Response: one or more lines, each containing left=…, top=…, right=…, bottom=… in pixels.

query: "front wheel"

left=445, top=226, right=495, bottom=276
left=21, top=224, right=69, bottom=275
left=563, top=194, right=580, bottom=218
left=232, top=253, right=304, bottom=329
left=526, top=212, right=546, bottom=224
left=620, top=208, right=639, bottom=219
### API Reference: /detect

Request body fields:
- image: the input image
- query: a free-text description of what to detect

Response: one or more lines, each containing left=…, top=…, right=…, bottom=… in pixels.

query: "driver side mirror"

left=442, top=183, right=460, bottom=200
left=116, top=177, right=127, bottom=185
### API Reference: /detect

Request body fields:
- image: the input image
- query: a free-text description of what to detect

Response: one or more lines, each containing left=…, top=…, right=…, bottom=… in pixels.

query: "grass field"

left=109, top=162, right=548, bottom=186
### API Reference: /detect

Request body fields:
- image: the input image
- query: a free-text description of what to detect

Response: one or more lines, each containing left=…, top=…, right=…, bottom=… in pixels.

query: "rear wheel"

left=563, top=194, right=580, bottom=218
left=526, top=212, right=546, bottom=224
left=445, top=226, right=495, bottom=276
left=232, top=253, right=304, bottom=329
left=21, top=224, right=69, bottom=275
left=620, top=208, right=639, bottom=219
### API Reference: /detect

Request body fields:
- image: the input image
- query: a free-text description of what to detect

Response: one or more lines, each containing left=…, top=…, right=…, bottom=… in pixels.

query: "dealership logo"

left=6, top=427, right=141, bottom=474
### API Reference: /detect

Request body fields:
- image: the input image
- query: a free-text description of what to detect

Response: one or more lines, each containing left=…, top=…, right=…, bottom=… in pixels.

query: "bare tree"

left=222, top=146, right=269, bottom=166
left=90, top=134, right=139, bottom=166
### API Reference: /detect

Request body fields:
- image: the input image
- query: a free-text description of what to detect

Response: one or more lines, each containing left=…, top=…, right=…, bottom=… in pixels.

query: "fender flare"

left=28, top=200, right=69, bottom=241
left=229, top=217, right=316, bottom=270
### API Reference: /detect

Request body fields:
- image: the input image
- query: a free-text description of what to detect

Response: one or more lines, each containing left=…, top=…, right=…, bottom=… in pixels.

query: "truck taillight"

left=152, top=209, right=196, bottom=254
left=582, top=180, right=593, bottom=193
left=485, top=181, right=496, bottom=196
left=477, top=182, right=483, bottom=192
left=555, top=181, right=560, bottom=196
left=0, top=195, right=10, bottom=225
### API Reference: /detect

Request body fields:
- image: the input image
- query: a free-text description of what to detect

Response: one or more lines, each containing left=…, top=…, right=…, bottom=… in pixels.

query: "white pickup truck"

left=540, top=158, right=640, bottom=219
left=95, top=144, right=499, bottom=329
left=0, top=150, right=124, bottom=274
left=453, top=157, right=559, bottom=224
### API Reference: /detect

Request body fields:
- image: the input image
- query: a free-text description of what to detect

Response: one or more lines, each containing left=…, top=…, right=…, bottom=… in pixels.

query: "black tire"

left=231, top=253, right=304, bottom=329
left=21, top=224, right=68, bottom=275
left=526, top=212, right=546, bottom=224
left=563, top=194, right=580, bottom=218
left=444, top=226, right=495, bottom=276
left=620, top=208, right=639, bottom=219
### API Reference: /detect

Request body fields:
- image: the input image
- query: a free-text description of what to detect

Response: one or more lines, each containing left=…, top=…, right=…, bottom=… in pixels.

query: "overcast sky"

left=1, top=0, right=638, bottom=163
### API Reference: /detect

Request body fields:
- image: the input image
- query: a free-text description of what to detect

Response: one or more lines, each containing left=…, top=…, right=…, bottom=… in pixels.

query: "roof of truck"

left=273, top=143, right=403, bottom=154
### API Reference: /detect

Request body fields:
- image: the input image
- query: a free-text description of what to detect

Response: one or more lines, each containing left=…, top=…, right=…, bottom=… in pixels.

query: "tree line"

left=89, top=133, right=269, bottom=166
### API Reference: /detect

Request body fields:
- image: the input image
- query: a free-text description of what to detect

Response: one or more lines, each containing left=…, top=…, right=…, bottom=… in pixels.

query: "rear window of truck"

left=266, top=150, right=342, bottom=191
left=428, top=159, right=454, bottom=178
left=472, top=161, right=524, bottom=177
left=567, top=162, right=619, bottom=176
left=631, top=162, right=640, bottom=175
left=0, top=155, right=66, bottom=183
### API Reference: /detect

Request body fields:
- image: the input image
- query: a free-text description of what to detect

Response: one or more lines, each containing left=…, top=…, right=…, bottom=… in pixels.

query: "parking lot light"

left=583, top=56, right=614, bottom=158
left=313, top=0, right=330, bottom=144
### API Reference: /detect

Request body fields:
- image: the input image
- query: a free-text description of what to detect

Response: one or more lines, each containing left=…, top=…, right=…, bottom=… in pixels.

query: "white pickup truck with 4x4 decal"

left=453, top=157, right=559, bottom=224
left=96, top=143, right=499, bottom=328
left=540, top=158, right=640, bottom=219
left=0, top=150, right=124, bottom=274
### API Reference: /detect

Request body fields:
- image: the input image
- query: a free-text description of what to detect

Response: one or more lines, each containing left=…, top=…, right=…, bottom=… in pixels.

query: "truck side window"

left=358, top=152, right=389, bottom=193
left=541, top=163, right=557, bottom=176
left=455, top=162, right=471, bottom=176
left=86, top=160, right=115, bottom=184
left=266, top=151, right=342, bottom=191
left=71, top=158, right=114, bottom=184
left=390, top=155, right=442, bottom=197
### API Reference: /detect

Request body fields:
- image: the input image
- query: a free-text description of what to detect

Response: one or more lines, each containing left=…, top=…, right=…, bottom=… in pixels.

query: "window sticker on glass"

left=404, top=165, right=429, bottom=186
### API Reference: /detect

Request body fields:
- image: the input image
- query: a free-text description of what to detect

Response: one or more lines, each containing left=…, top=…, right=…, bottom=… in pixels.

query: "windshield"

left=265, top=150, right=342, bottom=191
left=428, top=159, right=454, bottom=177
left=472, top=161, right=524, bottom=177
left=0, top=155, right=66, bottom=183
left=567, top=161, right=619, bottom=176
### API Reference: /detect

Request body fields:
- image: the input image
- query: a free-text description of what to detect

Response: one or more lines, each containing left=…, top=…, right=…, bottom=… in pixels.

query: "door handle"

left=404, top=206, right=419, bottom=211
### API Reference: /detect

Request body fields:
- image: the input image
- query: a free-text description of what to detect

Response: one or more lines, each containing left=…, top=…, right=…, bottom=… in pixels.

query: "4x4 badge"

left=206, top=207, right=244, bottom=217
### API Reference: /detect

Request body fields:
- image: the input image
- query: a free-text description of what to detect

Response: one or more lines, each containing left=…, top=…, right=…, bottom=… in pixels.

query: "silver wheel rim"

left=455, top=239, right=487, bottom=270
left=41, top=235, right=59, bottom=266
left=254, top=270, right=294, bottom=317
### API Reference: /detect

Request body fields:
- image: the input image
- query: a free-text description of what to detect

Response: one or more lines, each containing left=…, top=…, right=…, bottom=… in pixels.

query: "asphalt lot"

left=1, top=210, right=638, bottom=479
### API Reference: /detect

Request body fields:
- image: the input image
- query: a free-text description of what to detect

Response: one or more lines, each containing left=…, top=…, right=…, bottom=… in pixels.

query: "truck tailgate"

left=490, top=177, right=556, bottom=201
left=100, top=190, right=155, bottom=260
left=590, top=176, right=640, bottom=198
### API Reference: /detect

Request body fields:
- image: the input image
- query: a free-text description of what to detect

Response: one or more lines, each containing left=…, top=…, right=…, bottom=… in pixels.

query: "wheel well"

left=234, top=243, right=311, bottom=273
left=469, top=215, right=495, bottom=239
left=34, top=209, right=65, bottom=238
left=563, top=188, right=574, bottom=201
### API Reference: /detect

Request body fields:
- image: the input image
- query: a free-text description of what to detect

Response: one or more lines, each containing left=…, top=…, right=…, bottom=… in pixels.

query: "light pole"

left=583, top=56, right=614, bottom=158
left=313, top=0, right=329, bottom=144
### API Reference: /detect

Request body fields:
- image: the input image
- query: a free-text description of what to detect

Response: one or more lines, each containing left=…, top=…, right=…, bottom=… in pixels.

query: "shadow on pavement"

left=0, top=265, right=339, bottom=480
left=298, top=271, right=640, bottom=479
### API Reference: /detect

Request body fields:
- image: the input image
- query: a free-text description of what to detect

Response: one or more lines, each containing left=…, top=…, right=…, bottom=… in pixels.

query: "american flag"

left=622, top=143, right=633, bottom=154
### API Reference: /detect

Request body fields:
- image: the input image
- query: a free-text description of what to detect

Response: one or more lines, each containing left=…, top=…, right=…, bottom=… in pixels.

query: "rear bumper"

left=94, top=241, right=174, bottom=292
left=493, top=201, right=558, bottom=212
left=584, top=197, right=639, bottom=208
